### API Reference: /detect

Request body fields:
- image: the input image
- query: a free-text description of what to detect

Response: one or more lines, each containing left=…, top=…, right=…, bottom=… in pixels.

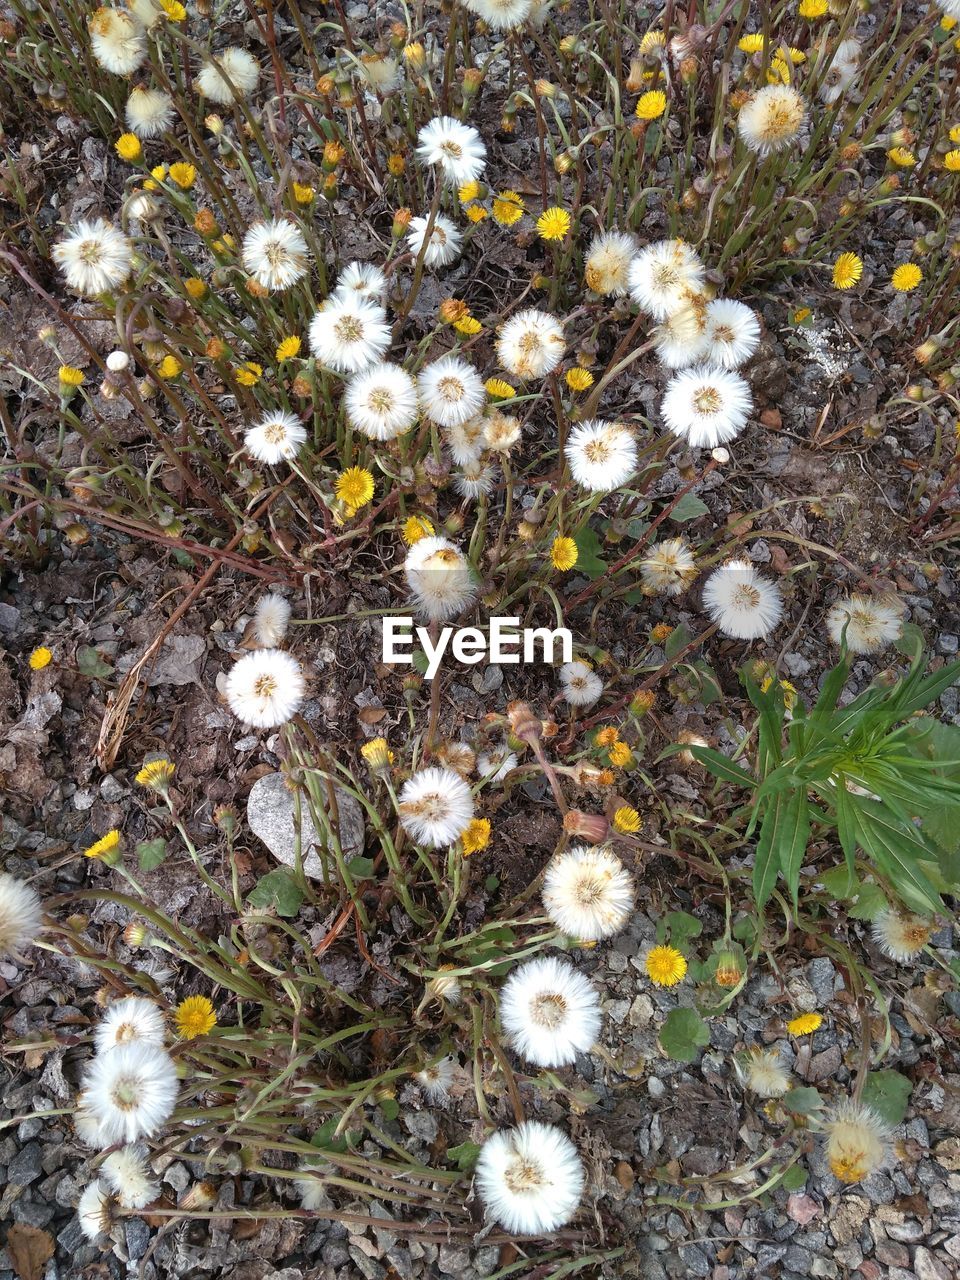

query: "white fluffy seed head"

left=196, top=48, right=260, bottom=103
left=94, top=997, right=166, bottom=1055
left=253, top=593, right=292, bottom=647
left=871, top=908, right=933, bottom=961
left=652, top=296, right=712, bottom=369
left=418, top=356, right=486, bottom=427
left=483, top=410, right=522, bottom=451
left=453, top=459, right=497, bottom=499
left=499, top=956, right=602, bottom=1067
left=310, top=296, right=391, bottom=374
left=81, top=1042, right=179, bottom=1145
left=660, top=366, right=753, bottom=449
left=404, top=535, right=476, bottom=621
left=77, top=1179, right=116, bottom=1242
left=824, top=1100, right=889, bottom=1184
left=463, top=0, right=534, bottom=29
left=0, top=873, right=43, bottom=958
left=242, top=219, right=310, bottom=291
left=564, top=419, right=638, bottom=492
left=344, top=363, right=419, bottom=440
left=584, top=230, right=637, bottom=296
left=53, top=219, right=134, bottom=297
left=334, top=261, right=388, bottom=304
left=397, top=766, right=475, bottom=848
left=739, top=1048, right=791, bottom=1098
left=406, top=213, right=463, bottom=268
left=475, top=1122, right=584, bottom=1235
left=101, top=1143, right=160, bottom=1209
left=737, top=84, right=806, bottom=157
left=559, top=659, right=603, bottom=707
left=125, top=86, right=174, bottom=138
left=705, top=299, right=762, bottom=369
left=819, top=40, right=861, bottom=105
left=826, top=594, right=903, bottom=654
left=415, top=1055, right=457, bottom=1100
left=89, top=7, right=146, bottom=75
left=245, top=410, right=307, bottom=465
left=640, top=538, right=697, bottom=596
left=542, top=845, right=635, bottom=941
left=443, top=415, right=487, bottom=465
left=416, top=116, right=486, bottom=184
left=628, top=239, right=706, bottom=320
left=477, top=746, right=518, bottom=784
left=224, top=649, right=305, bottom=728
left=702, top=560, right=783, bottom=640
left=496, top=309, right=566, bottom=380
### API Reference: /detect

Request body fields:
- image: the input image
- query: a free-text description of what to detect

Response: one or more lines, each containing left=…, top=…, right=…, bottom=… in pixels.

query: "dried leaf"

left=6, top=1223, right=55, bottom=1280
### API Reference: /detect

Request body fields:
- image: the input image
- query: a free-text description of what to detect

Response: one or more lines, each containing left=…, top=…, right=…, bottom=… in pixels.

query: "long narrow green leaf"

left=809, top=655, right=851, bottom=724
left=780, top=786, right=812, bottom=910
left=833, top=778, right=859, bottom=897
left=753, top=786, right=805, bottom=909
left=849, top=800, right=944, bottom=915
left=689, top=746, right=757, bottom=789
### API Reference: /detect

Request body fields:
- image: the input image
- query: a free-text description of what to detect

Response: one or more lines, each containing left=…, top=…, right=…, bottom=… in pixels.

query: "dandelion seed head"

left=125, top=86, right=174, bottom=138
left=871, top=908, right=933, bottom=961
left=542, top=845, right=635, bottom=941
left=398, top=766, right=475, bottom=848
left=824, top=1100, right=889, bottom=1184
left=245, top=410, right=307, bottom=465
left=404, top=535, right=476, bottom=622
left=702, top=560, right=783, bottom=640
left=89, top=7, right=147, bottom=75
left=584, top=230, right=637, bottom=296
left=497, top=309, right=566, bottom=380
left=197, top=48, right=261, bottom=103
left=53, top=219, right=134, bottom=297
left=101, top=1143, right=160, bottom=1209
left=242, top=219, right=310, bottom=291
left=82, top=1041, right=179, bottom=1145
left=826, top=594, right=903, bottom=654
left=475, top=1121, right=584, bottom=1235
left=406, top=213, right=463, bottom=268
left=94, top=997, right=166, bottom=1055
left=705, top=299, right=762, bottom=369
left=565, top=419, right=637, bottom=492
left=418, top=355, right=486, bottom=427
left=499, top=956, right=602, bottom=1067
left=640, top=538, right=697, bottom=596
left=737, top=84, right=806, bottom=156
left=660, top=366, right=753, bottom=449
left=416, top=116, right=486, bottom=184
left=0, top=873, right=43, bottom=958
left=628, top=239, right=705, bottom=320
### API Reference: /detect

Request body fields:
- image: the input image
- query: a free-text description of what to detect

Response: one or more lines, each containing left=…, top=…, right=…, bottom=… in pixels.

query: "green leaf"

left=669, top=493, right=710, bottom=523
left=658, top=1007, right=710, bottom=1062
left=753, top=785, right=810, bottom=910
left=572, top=525, right=607, bottom=579
left=850, top=800, right=944, bottom=915
left=662, top=910, right=702, bottom=946
left=247, top=868, right=305, bottom=918
left=847, top=880, right=888, bottom=921
left=412, top=648, right=429, bottom=676
left=310, top=1117, right=349, bottom=1153
left=894, top=622, right=925, bottom=663
left=690, top=746, right=757, bottom=789
left=484, top=874, right=500, bottom=892
left=663, top=622, right=693, bottom=659
left=783, top=1087, right=824, bottom=1116
left=446, top=1140, right=482, bottom=1172
left=77, top=645, right=113, bottom=678
left=136, top=838, right=167, bottom=872
left=346, top=856, right=375, bottom=878
left=833, top=777, right=860, bottom=896
left=781, top=1165, right=809, bottom=1191
left=379, top=1097, right=400, bottom=1122
left=861, top=1069, right=912, bottom=1127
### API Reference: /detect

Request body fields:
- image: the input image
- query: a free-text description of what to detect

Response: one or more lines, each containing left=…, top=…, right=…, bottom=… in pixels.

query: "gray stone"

left=438, top=1244, right=472, bottom=1273
left=913, top=1246, right=951, bottom=1280
left=247, top=772, right=364, bottom=879
left=0, top=602, right=21, bottom=632
left=7, top=1142, right=43, bottom=1186
left=806, top=958, right=838, bottom=1003
left=125, top=1217, right=152, bottom=1259
left=678, top=1244, right=710, bottom=1277
left=403, top=1109, right=438, bottom=1143
left=886, top=1219, right=924, bottom=1243
left=875, top=1240, right=910, bottom=1267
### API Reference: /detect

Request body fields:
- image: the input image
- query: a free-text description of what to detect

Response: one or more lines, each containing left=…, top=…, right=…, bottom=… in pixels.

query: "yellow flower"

left=29, top=646, right=53, bottom=670
left=387, top=153, right=405, bottom=176
left=767, top=58, right=791, bottom=85
left=942, top=16, right=958, bottom=32
left=144, top=163, right=167, bottom=191
left=949, top=125, right=960, bottom=144
left=454, top=315, right=482, bottom=335
left=485, top=377, right=515, bottom=400
left=461, top=818, right=491, bottom=856
left=787, top=1012, right=823, bottom=1036
left=645, top=945, right=687, bottom=987
left=635, top=89, right=667, bottom=120
left=832, top=252, right=863, bottom=289
left=565, top=367, right=594, bottom=392
left=458, top=180, right=483, bottom=204
left=612, top=805, right=641, bottom=833
left=944, top=149, right=960, bottom=171
left=292, top=181, right=315, bottom=204
left=792, top=306, right=812, bottom=324
left=798, top=0, right=828, bottom=15
left=360, top=738, right=394, bottom=770
left=115, top=133, right=142, bottom=162
left=550, top=536, right=578, bottom=571
left=465, top=204, right=488, bottom=223
left=639, top=30, right=665, bottom=53
left=402, top=515, right=435, bottom=545
left=184, top=277, right=206, bottom=299
left=759, top=675, right=798, bottom=710
left=58, top=365, right=85, bottom=387
left=136, top=758, right=175, bottom=791
left=536, top=206, right=571, bottom=242
left=738, top=33, right=765, bottom=52
left=168, top=162, right=196, bottom=190
left=891, top=263, right=922, bottom=292
left=887, top=146, right=916, bottom=167
left=175, top=995, right=217, bottom=1040
left=276, top=335, right=302, bottom=361
left=235, top=361, right=262, bottom=387
left=403, top=41, right=426, bottom=70
left=595, top=727, right=620, bottom=747
left=157, top=355, right=182, bottom=378
left=650, top=622, right=673, bottom=643
left=84, top=829, right=121, bottom=862
left=159, top=0, right=186, bottom=19
left=492, top=190, right=525, bottom=225
left=609, top=741, right=634, bottom=767
left=335, top=466, right=374, bottom=513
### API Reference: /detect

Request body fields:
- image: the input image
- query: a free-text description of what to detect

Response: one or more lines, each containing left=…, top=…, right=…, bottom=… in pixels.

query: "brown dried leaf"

left=358, top=705, right=387, bottom=725
left=6, top=1223, right=55, bottom=1280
